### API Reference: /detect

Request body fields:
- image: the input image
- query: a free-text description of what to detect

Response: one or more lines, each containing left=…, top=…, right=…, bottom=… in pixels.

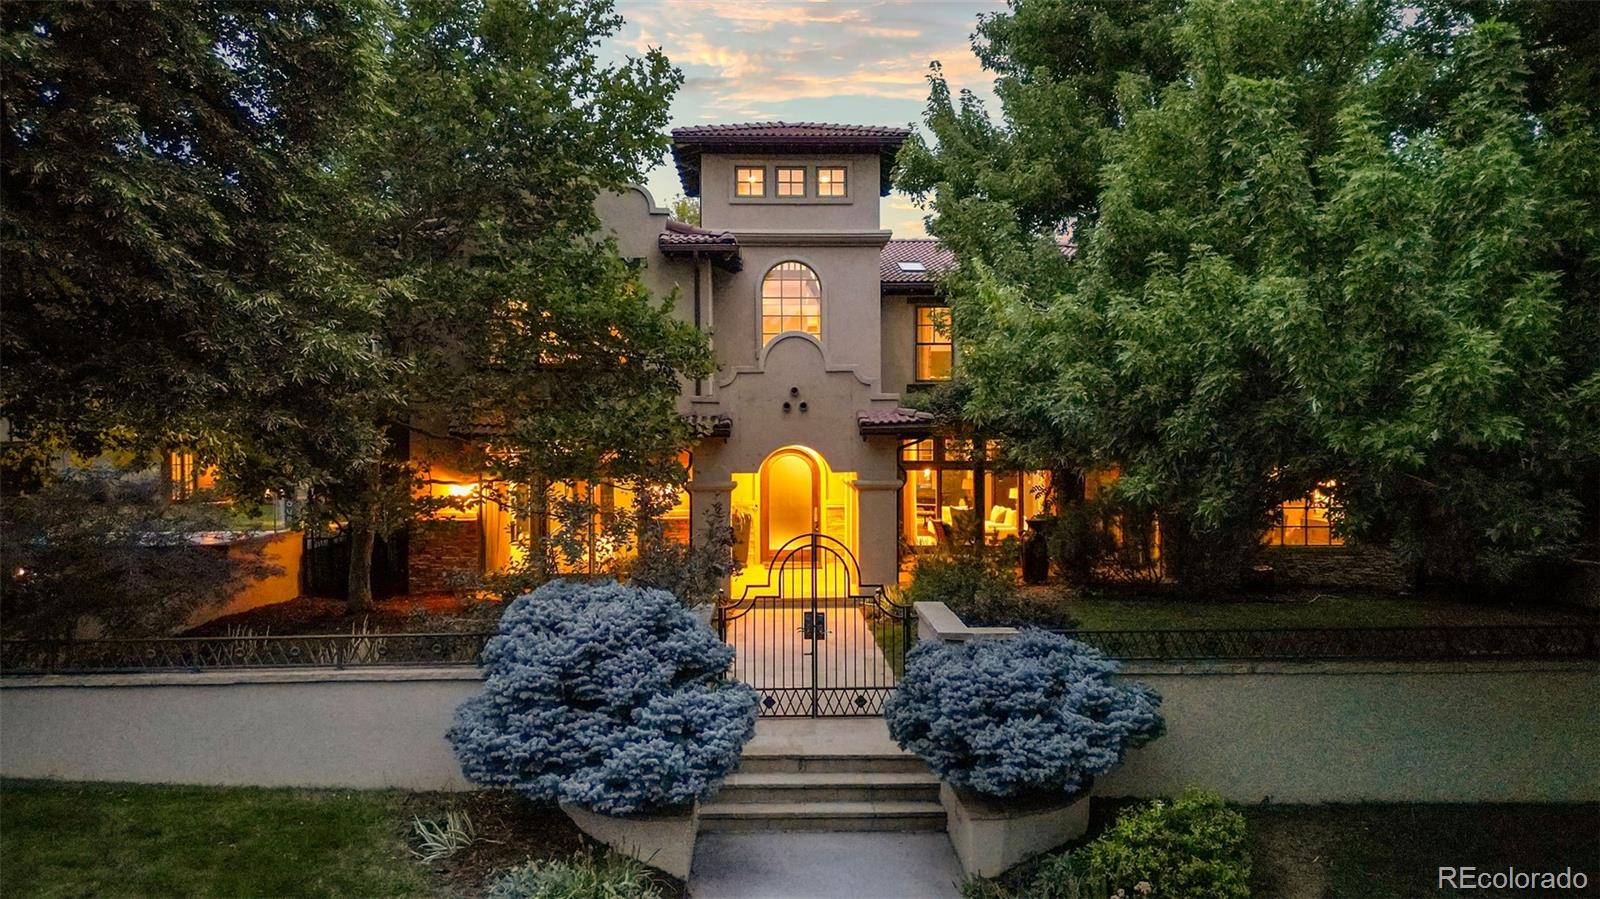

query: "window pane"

left=817, top=166, right=846, bottom=197
left=917, top=345, right=953, bottom=380
left=761, top=262, right=821, bottom=343
left=914, top=306, right=953, bottom=381
left=777, top=166, right=805, bottom=197
left=736, top=166, right=765, bottom=197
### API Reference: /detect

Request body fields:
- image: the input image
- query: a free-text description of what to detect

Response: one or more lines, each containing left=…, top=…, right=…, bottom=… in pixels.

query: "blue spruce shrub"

left=883, top=631, right=1164, bottom=798
left=448, top=579, right=759, bottom=815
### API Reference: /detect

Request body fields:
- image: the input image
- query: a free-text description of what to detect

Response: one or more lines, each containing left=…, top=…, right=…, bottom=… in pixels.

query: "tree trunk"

left=346, top=513, right=377, bottom=613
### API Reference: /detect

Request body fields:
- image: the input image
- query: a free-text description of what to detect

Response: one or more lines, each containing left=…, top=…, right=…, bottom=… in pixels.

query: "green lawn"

left=1243, top=802, right=1600, bottom=899
left=0, top=780, right=608, bottom=899
left=1023, top=587, right=1598, bottom=631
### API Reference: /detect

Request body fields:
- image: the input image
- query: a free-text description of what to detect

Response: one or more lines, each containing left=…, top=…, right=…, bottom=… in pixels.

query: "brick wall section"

left=1255, top=544, right=1410, bottom=592
left=409, top=519, right=480, bottom=593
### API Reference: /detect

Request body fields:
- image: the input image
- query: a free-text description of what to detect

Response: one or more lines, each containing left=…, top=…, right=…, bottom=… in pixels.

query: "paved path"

left=689, top=832, right=965, bottom=899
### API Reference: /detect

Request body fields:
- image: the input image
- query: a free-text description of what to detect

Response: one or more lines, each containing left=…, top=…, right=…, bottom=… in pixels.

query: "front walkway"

left=689, top=719, right=964, bottom=899
left=690, top=832, right=965, bottom=899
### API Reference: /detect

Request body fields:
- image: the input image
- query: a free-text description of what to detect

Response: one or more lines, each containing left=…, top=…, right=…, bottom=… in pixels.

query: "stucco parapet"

left=0, top=665, right=486, bottom=689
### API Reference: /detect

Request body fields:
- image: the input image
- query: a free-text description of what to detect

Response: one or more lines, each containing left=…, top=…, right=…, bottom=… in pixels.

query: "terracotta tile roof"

left=657, top=221, right=742, bottom=271
left=880, top=237, right=1076, bottom=292
left=673, top=122, right=912, bottom=143
left=857, top=406, right=936, bottom=436
left=671, top=122, right=910, bottom=198
left=880, top=239, right=954, bottom=287
left=659, top=219, right=738, bottom=247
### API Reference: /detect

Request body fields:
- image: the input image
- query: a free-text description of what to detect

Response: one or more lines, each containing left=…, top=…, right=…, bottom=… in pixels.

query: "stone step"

left=737, top=753, right=930, bottom=775
left=697, top=800, right=947, bottom=833
left=717, top=771, right=942, bottom=804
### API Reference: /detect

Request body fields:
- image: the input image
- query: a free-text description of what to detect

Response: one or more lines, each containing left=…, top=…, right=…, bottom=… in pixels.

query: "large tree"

left=313, top=0, right=709, bottom=608
left=5, top=0, right=712, bottom=612
left=901, top=0, right=1598, bottom=589
left=1, top=1, right=391, bottom=484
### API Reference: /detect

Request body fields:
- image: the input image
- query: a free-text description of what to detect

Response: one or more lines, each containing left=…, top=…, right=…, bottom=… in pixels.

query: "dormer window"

left=776, top=166, right=806, bottom=197
left=817, top=166, right=847, bottom=197
left=735, top=166, right=765, bottom=197
left=762, top=261, right=821, bottom=345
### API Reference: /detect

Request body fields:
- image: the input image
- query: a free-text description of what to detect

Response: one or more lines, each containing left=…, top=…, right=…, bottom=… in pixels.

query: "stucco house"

left=399, top=121, right=1400, bottom=597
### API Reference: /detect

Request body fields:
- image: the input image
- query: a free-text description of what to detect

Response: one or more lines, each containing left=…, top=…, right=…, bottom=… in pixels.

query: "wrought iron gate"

left=716, top=533, right=913, bottom=717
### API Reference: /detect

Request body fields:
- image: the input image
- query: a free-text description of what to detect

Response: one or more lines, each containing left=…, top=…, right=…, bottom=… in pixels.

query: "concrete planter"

left=940, top=783, right=1092, bottom=877
left=558, top=801, right=700, bottom=880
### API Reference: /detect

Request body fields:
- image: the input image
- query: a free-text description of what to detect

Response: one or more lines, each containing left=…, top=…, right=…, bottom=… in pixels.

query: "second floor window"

left=762, top=261, right=821, bottom=344
left=736, top=166, right=765, bottom=197
left=915, top=306, right=953, bottom=380
left=777, top=166, right=806, bottom=197
left=817, top=166, right=847, bottom=197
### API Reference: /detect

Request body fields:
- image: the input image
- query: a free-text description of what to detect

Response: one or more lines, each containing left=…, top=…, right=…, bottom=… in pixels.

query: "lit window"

left=776, top=166, right=806, bottom=197
left=1264, top=484, right=1344, bottom=546
left=761, top=261, right=821, bottom=344
left=817, top=166, right=846, bottom=197
left=735, top=166, right=765, bottom=197
left=900, top=439, right=934, bottom=461
left=915, top=306, right=953, bottom=381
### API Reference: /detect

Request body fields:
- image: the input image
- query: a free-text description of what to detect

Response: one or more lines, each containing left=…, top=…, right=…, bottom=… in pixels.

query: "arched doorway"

left=760, top=448, right=820, bottom=560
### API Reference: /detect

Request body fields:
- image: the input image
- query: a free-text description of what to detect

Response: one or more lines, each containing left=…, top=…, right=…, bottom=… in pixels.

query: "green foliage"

left=3, top=0, right=710, bottom=608
left=904, top=540, right=1023, bottom=623
left=625, top=503, right=741, bottom=607
left=668, top=194, right=701, bottom=225
left=1084, top=791, right=1251, bottom=899
left=902, top=0, right=1600, bottom=590
left=0, top=468, right=277, bottom=638
left=905, top=542, right=1079, bottom=628
left=487, top=854, right=664, bottom=899
left=1, top=0, right=393, bottom=488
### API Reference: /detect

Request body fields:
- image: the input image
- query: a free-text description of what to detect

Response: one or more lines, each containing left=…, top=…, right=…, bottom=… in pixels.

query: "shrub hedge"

left=448, top=580, right=758, bottom=815
left=884, top=631, right=1163, bottom=797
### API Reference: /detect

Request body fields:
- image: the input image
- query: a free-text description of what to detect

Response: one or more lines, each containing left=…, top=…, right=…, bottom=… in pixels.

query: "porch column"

left=687, top=478, right=736, bottom=595
left=850, top=478, right=903, bottom=587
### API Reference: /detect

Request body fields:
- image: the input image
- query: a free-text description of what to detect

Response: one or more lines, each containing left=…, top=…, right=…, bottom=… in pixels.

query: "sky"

left=606, top=0, right=1006, bottom=238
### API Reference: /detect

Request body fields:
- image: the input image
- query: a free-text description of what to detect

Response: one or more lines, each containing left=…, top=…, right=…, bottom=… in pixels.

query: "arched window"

left=761, top=262, right=821, bottom=345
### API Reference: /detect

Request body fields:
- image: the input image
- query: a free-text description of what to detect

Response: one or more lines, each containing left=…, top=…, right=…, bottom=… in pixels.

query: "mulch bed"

left=398, top=791, right=686, bottom=898
left=184, top=593, right=504, bottom=637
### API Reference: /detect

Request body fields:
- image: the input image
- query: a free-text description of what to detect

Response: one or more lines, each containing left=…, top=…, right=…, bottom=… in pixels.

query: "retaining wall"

left=2, top=659, right=1594, bottom=802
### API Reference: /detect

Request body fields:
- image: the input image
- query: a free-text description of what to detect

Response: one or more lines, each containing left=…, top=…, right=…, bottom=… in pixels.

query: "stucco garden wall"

left=1099, top=659, right=1598, bottom=804
left=3, top=660, right=1594, bottom=802
left=0, top=668, right=478, bottom=791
